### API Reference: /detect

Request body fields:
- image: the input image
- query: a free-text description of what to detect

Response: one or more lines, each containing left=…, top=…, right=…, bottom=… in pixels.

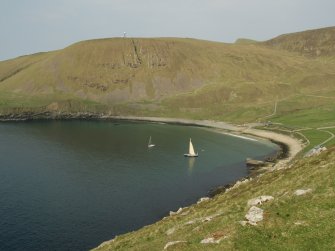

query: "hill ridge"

left=0, top=26, right=334, bottom=125
left=263, top=26, right=335, bottom=57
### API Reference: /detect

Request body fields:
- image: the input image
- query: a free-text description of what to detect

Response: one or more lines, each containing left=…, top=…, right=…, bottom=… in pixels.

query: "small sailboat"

left=148, top=136, right=155, bottom=148
left=184, top=138, right=198, bottom=157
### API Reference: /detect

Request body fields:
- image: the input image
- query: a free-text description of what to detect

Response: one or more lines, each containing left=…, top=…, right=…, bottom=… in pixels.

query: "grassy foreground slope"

left=94, top=148, right=335, bottom=251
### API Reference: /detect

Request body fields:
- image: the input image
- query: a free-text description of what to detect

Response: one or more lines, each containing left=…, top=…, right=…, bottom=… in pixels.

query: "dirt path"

left=317, top=129, right=335, bottom=146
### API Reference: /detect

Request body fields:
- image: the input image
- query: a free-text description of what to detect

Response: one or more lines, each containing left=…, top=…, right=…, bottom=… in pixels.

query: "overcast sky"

left=1, top=0, right=334, bottom=61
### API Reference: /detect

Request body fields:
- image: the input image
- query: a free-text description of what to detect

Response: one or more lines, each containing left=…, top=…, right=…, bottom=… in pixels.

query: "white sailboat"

left=148, top=136, right=155, bottom=148
left=184, top=138, right=198, bottom=157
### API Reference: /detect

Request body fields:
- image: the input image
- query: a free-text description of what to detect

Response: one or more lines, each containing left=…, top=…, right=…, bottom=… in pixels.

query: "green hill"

left=0, top=30, right=334, bottom=124
left=1, top=37, right=303, bottom=112
left=263, top=26, right=335, bottom=57
left=234, top=38, right=258, bottom=44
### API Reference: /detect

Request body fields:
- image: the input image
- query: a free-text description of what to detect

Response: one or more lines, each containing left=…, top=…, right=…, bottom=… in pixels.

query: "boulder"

left=245, top=206, right=264, bottom=225
left=247, top=195, right=274, bottom=206
left=294, top=189, right=312, bottom=196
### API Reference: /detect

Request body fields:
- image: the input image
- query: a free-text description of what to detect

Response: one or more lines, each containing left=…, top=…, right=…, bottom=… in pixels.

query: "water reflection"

left=188, top=157, right=196, bottom=170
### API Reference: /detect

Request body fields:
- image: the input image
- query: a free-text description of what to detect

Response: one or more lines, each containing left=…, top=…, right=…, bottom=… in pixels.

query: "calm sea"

left=0, top=120, right=278, bottom=250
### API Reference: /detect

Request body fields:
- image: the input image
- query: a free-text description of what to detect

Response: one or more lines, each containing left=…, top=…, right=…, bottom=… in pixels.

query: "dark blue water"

left=0, top=120, right=278, bottom=250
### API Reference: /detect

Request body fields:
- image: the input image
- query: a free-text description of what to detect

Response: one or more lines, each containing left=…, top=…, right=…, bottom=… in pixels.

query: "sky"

left=1, top=0, right=335, bottom=61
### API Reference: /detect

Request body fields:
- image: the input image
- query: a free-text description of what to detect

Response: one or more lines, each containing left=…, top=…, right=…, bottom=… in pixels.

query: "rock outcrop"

left=294, top=189, right=312, bottom=196
left=247, top=195, right=274, bottom=206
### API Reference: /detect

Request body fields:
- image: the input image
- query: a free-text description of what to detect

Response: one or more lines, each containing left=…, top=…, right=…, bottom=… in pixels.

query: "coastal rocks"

left=208, top=184, right=232, bottom=197
left=197, top=197, right=210, bottom=204
left=244, top=206, right=264, bottom=225
left=274, top=162, right=289, bottom=170
left=163, top=241, right=187, bottom=250
left=0, top=110, right=114, bottom=122
left=169, top=207, right=183, bottom=216
left=180, top=210, right=190, bottom=216
left=246, top=158, right=267, bottom=167
left=169, top=207, right=189, bottom=216
left=305, top=146, right=327, bottom=157
left=225, top=178, right=253, bottom=193
left=247, top=195, right=274, bottom=206
left=294, top=188, right=312, bottom=196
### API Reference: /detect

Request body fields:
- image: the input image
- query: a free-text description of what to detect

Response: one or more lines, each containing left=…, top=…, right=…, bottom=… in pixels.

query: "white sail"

left=184, top=138, right=198, bottom=157
left=189, top=138, right=196, bottom=155
left=148, top=136, right=155, bottom=148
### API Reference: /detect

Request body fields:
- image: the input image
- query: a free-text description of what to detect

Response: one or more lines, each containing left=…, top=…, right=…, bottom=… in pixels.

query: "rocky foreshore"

left=0, top=111, right=109, bottom=121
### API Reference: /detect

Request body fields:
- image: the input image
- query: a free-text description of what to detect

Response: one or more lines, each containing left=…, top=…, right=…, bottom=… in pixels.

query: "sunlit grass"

left=94, top=150, right=335, bottom=251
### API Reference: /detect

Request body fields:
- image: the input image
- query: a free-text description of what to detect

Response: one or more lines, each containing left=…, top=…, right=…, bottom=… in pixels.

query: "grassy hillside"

left=0, top=28, right=334, bottom=123
left=263, top=26, right=335, bottom=57
left=93, top=148, right=335, bottom=251
left=234, top=38, right=258, bottom=44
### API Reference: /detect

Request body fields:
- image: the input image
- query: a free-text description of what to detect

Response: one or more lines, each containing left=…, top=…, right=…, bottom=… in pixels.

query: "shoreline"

left=0, top=112, right=303, bottom=168
left=108, top=116, right=303, bottom=168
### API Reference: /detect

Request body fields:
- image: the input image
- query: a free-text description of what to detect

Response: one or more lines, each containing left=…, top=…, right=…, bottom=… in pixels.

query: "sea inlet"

left=0, top=120, right=279, bottom=250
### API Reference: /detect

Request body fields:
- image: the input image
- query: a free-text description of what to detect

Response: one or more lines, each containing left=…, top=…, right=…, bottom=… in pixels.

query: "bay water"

left=0, top=120, right=278, bottom=250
